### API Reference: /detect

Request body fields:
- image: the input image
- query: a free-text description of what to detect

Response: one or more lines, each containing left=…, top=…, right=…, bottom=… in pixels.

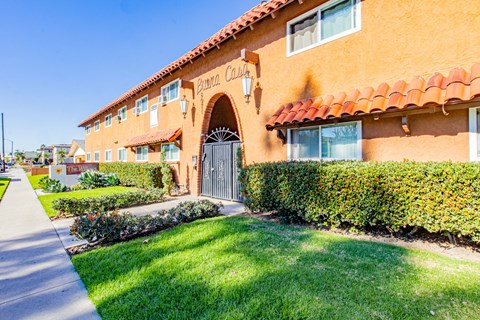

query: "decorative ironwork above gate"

left=204, top=127, right=240, bottom=143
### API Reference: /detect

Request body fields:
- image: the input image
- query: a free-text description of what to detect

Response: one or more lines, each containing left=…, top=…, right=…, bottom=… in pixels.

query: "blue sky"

left=0, top=0, right=262, bottom=152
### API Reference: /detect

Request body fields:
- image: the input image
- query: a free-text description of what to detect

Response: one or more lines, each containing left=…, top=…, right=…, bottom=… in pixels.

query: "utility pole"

left=1, top=113, right=5, bottom=172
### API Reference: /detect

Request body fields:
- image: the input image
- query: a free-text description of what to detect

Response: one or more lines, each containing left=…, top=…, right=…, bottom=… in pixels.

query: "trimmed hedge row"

left=240, top=161, right=480, bottom=242
left=99, top=163, right=164, bottom=189
left=52, top=189, right=165, bottom=216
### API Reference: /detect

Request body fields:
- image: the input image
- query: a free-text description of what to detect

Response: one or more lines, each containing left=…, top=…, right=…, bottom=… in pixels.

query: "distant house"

left=24, top=151, right=38, bottom=161
left=51, top=144, right=71, bottom=165
left=67, top=139, right=86, bottom=163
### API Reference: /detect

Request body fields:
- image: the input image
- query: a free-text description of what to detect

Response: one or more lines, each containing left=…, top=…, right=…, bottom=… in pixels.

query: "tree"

left=57, top=150, right=67, bottom=164
left=14, top=150, right=26, bottom=163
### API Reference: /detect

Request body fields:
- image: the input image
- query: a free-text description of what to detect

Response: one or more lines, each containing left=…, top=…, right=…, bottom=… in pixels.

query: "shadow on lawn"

left=73, top=216, right=480, bottom=320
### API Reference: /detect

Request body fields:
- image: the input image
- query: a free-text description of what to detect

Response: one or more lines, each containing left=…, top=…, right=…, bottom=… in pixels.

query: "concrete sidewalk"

left=0, top=168, right=100, bottom=320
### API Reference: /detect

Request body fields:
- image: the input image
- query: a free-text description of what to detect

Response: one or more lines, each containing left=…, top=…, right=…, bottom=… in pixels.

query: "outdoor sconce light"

left=242, top=70, right=253, bottom=103
left=192, top=155, right=198, bottom=170
left=180, top=95, right=188, bottom=119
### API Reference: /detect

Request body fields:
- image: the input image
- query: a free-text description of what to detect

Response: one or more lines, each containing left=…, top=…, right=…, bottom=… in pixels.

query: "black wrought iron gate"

left=201, top=128, right=242, bottom=201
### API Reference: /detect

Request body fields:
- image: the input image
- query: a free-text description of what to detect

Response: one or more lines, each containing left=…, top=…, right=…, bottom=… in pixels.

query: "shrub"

left=70, top=200, right=222, bottom=244
left=39, top=176, right=68, bottom=193
left=78, top=170, right=119, bottom=189
left=99, top=163, right=170, bottom=190
left=240, top=161, right=480, bottom=242
left=52, top=188, right=165, bottom=216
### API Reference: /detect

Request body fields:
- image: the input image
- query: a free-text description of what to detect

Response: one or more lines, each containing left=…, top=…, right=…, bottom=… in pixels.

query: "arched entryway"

left=200, top=93, right=242, bottom=201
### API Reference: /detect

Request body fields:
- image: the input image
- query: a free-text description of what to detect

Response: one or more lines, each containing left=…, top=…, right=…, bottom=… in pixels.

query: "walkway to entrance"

left=0, top=168, right=100, bottom=320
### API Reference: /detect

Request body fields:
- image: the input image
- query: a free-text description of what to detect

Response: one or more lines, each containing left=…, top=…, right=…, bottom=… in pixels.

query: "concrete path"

left=0, top=168, right=101, bottom=320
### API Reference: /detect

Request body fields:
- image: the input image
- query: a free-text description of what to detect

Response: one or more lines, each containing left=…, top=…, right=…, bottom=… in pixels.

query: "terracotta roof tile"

left=79, top=0, right=293, bottom=127
left=124, top=128, right=181, bottom=148
left=266, top=64, right=480, bottom=130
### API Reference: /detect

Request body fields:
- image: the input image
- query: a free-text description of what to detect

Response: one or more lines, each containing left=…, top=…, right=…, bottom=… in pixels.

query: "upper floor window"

left=135, top=95, right=148, bottom=115
left=161, top=79, right=180, bottom=104
left=85, top=125, right=91, bottom=135
left=161, top=142, right=180, bottom=161
left=105, top=114, right=112, bottom=128
left=287, top=0, right=361, bottom=56
left=94, top=120, right=100, bottom=132
left=288, top=121, right=362, bottom=160
left=118, top=106, right=127, bottom=122
left=150, top=105, right=158, bottom=127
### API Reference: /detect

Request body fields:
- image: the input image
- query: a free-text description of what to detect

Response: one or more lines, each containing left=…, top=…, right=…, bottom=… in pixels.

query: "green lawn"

left=72, top=216, right=480, bottom=320
left=0, top=177, right=10, bottom=200
left=39, top=186, right=135, bottom=218
left=27, top=173, right=47, bottom=189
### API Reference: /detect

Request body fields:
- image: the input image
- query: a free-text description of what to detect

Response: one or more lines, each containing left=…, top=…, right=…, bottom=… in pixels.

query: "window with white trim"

left=288, top=121, right=362, bottom=160
left=161, top=79, right=180, bottom=103
left=287, top=0, right=361, bottom=56
left=94, top=120, right=100, bottom=132
left=105, top=149, right=112, bottom=162
left=161, top=142, right=180, bottom=161
left=468, top=108, right=480, bottom=161
left=135, top=95, right=148, bottom=114
left=86, top=152, right=91, bottom=162
left=118, top=148, right=127, bottom=162
left=85, top=125, right=91, bottom=135
left=105, top=114, right=112, bottom=128
left=136, top=146, right=148, bottom=162
left=118, top=106, right=127, bottom=122
left=150, top=105, right=158, bottom=127
left=94, top=151, right=100, bottom=162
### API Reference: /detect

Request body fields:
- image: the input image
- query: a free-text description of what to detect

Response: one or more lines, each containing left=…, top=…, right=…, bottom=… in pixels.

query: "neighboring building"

left=79, top=0, right=480, bottom=201
left=51, top=144, right=70, bottom=165
left=67, top=139, right=86, bottom=163
left=24, top=151, right=38, bottom=162
left=39, top=146, right=53, bottom=165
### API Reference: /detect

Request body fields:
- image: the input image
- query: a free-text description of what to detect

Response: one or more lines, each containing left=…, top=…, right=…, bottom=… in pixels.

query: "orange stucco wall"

left=83, top=0, right=480, bottom=195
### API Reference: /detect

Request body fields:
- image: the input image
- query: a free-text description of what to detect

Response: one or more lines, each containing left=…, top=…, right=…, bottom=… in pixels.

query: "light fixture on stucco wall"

left=180, top=95, right=188, bottom=118
left=242, top=70, right=253, bottom=103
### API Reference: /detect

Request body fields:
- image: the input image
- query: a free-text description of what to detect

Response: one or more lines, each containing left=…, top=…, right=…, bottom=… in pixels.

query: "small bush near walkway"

left=27, top=174, right=47, bottom=189
left=71, top=200, right=222, bottom=245
left=52, top=188, right=165, bottom=216
left=241, top=161, right=480, bottom=243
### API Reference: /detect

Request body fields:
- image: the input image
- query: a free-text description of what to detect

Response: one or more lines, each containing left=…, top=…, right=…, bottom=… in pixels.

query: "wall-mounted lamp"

left=192, top=155, right=198, bottom=170
left=242, top=70, right=253, bottom=103
left=180, top=95, right=188, bottom=119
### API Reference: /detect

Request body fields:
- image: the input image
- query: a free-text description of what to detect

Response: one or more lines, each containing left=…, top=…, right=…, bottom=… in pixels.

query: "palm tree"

left=57, top=150, right=67, bottom=164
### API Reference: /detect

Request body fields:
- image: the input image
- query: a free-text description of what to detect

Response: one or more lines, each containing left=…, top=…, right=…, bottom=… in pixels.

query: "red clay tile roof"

left=124, top=128, right=182, bottom=148
left=78, top=0, right=293, bottom=127
left=266, top=63, right=480, bottom=130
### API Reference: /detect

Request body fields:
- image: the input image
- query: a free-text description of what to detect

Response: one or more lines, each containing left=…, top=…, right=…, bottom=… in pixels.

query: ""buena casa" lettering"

left=197, top=64, right=248, bottom=95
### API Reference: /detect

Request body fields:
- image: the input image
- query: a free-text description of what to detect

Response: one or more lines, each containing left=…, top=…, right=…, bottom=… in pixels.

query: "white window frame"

left=161, top=79, right=180, bottom=104
left=94, top=120, right=100, bottom=132
left=105, top=114, right=112, bottom=128
left=135, top=95, right=149, bottom=115
left=161, top=142, right=180, bottom=162
left=86, top=125, right=91, bottom=135
left=94, top=151, right=100, bottom=163
left=286, top=0, right=361, bottom=57
left=287, top=121, right=362, bottom=161
left=105, top=149, right=112, bottom=162
left=118, top=106, right=127, bottom=122
left=136, top=146, right=149, bottom=162
left=86, top=152, right=91, bottom=162
left=150, top=105, right=158, bottom=128
left=468, top=108, right=480, bottom=161
left=117, top=148, right=127, bottom=162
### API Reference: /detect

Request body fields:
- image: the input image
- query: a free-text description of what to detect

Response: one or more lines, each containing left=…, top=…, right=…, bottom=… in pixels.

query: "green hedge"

left=52, top=189, right=165, bottom=216
left=240, top=161, right=480, bottom=242
left=99, top=163, right=164, bottom=189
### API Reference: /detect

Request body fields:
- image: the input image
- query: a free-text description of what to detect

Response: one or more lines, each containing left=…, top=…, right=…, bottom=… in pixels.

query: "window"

left=94, top=151, right=100, bottom=162
left=468, top=108, right=480, bottom=161
left=105, top=149, right=112, bottom=162
left=105, top=114, right=112, bottom=128
left=86, top=152, right=91, bottom=162
left=135, top=95, right=148, bottom=114
left=287, top=0, right=361, bottom=55
left=161, top=142, right=180, bottom=161
left=118, top=148, right=127, bottom=162
left=136, top=146, right=148, bottom=162
left=118, top=106, right=127, bottom=122
left=150, top=105, right=158, bottom=127
left=161, top=79, right=180, bottom=103
left=94, top=120, right=100, bottom=132
left=86, top=125, right=91, bottom=135
left=289, top=121, right=361, bottom=160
